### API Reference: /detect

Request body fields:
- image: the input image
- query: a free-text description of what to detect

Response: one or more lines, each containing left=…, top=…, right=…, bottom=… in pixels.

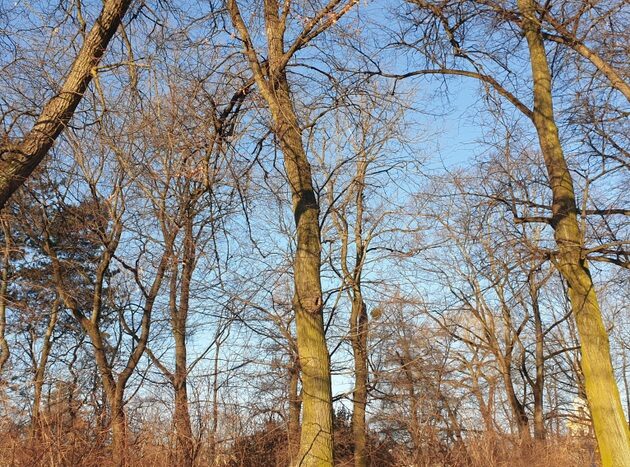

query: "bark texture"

left=0, top=220, right=10, bottom=376
left=517, top=0, right=630, bottom=463
left=226, top=1, right=336, bottom=464
left=288, top=356, right=302, bottom=463
left=0, top=0, right=132, bottom=209
left=270, top=82, right=334, bottom=467
left=170, top=213, right=195, bottom=467
left=350, top=296, right=368, bottom=467
left=32, top=299, right=60, bottom=434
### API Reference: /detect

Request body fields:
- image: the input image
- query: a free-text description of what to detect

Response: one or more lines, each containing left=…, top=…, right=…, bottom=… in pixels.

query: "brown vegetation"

left=0, top=0, right=628, bottom=466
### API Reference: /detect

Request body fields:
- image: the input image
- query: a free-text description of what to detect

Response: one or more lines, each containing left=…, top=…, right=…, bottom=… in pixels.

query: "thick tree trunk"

left=271, top=88, right=334, bottom=465
left=350, top=296, right=368, bottom=467
left=0, top=0, right=133, bottom=208
left=226, top=2, right=343, bottom=463
left=258, top=31, right=334, bottom=467
left=110, top=396, right=128, bottom=466
left=518, top=0, right=630, bottom=463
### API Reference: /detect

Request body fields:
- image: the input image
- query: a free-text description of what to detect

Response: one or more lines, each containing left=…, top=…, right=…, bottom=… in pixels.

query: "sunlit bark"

left=517, top=0, right=630, bottom=462
left=0, top=0, right=133, bottom=208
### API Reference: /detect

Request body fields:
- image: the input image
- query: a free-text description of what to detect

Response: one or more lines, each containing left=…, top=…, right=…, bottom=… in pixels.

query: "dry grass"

left=0, top=419, right=600, bottom=467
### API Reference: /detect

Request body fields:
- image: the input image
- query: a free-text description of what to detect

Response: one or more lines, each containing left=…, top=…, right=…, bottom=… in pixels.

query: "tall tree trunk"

left=208, top=333, right=222, bottom=466
left=173, top=373, right=194, bottom=467
left=225, top=1, right=360, bottom=463
left=350, top=295, right=368, bottom=467
left=239, top=11, right=334, bottom=463
left=529, top=276, right=546, bottom=440
left=288, top=356, right=302, bottom=463
left=517, top=0, right=630, bottom=463
left=32, top=299, right=60, bottom=435
left=0, top=0, right=133, bottom=208
left=270, top=83, right=334, bottom=465
left=172, top=213, right=195, bottom=467
left=0, top=220, right=10, bottom=376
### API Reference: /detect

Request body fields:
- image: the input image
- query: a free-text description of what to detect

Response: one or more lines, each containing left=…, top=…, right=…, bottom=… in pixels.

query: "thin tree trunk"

left=348, top=154, right=369, bottom=467
left=470, top=367, right=494, bottom=433
left=32, top=299, right=60, bottom=435
left=172, top=213, right=195, bottom=467
left=397, top=350, right=422, bottom=454
left=208, top=333, right=222, bottom=466
left=350, top=296, right=368, bottom=467
left=499, top=359, right=531, bottom=441
left=623, top=351, right=630, bottom=431
left=517, top=0, right=630, bottom=463
left=83, top=320, right=129, bottom=466
left=529, top=275, right=546, bottom=440
left=173, top=374, right=194, bottom=467
left=0, top=0, right=133, bottom=208
left=0, top=220, right=10, bottom=376
left=288, top=356, right=301, bottom=463
left=47, top=219, right=167, bottom=467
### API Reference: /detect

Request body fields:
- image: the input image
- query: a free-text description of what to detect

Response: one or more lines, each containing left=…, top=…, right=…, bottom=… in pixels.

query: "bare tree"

left=0, top=0, right=133, bottom=208
left=375, top=1, right=630, bottom=461
left=225, top=1, right=360, bottom=464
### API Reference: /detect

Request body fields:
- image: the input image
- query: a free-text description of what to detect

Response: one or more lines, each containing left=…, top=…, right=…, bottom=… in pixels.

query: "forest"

left=0, top=0, right=628, bottom=466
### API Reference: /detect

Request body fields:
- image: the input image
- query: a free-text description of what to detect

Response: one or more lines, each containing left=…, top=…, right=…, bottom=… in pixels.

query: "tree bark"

left=0, top=220, right=10, bottom=376
left=498, top=355, right=531, bottom=441
left=171, top=214, right=195, bottom=467
left=350, top=296, right=368, bottom=467
left=226, top=2, right=335, bottom=464
left=110, top=395, right=128, bottom=466
left=32, top=299, right=60, bottom=435
left=288, top=356, right=302, bottom=463
left=173, top=374, right=194, bottom=467
left=529, top=274, right=546, bottom=440
left=0, top=0, right=133, bottom=208
left=517, top=0, right=630, bottom=463
left=274, top=83, right=334, bottom=466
